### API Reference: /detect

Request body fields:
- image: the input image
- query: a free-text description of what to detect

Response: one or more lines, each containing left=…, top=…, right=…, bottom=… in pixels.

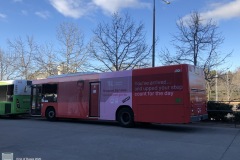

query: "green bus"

left=0, top=80, right=32, bottom=116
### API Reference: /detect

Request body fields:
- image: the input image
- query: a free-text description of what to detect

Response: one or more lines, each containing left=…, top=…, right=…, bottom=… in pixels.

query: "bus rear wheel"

left=117, top=108, right=134, bottom=127
left=46, top=107, right=56, bottom=121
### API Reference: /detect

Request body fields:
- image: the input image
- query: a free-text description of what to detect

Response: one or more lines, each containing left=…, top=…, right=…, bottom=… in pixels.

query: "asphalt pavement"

left=0, top=117, right=240, bottom=160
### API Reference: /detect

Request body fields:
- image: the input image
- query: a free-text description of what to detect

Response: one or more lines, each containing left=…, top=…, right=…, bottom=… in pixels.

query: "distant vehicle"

left=31, top=64, right=208, bottom=127
left=0, top=80, right=32, bottom=116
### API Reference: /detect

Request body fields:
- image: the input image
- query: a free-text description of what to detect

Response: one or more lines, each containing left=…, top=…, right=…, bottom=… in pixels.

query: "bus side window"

left=7, top=85, right=14, bottom=102
left=42, top=94, right=57, bottom=102
left=42, top=84, right=58, bottom=102
left=7, top=95, right=13, bottom=102
left=53, top=94, right=57, bottom=102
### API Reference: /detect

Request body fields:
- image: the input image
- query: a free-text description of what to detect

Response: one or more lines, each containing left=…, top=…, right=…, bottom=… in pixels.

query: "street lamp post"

left=152, top=0, right=156, bottom=68
left=152, top=0, right=170, bottom=67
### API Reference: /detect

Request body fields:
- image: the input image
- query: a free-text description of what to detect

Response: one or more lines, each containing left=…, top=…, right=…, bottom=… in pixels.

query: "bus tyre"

left=117, top=108, right=134, bottom=128
left=46, top=107, right=56, bottom=121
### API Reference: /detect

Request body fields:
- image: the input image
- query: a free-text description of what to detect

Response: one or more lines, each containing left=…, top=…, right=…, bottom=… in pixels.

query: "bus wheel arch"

left=116, top=106, right=134, bottom=127
left=45, top=106, right=56, bottom=121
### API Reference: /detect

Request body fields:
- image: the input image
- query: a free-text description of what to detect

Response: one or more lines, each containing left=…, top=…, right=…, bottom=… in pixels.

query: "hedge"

left=207, top=101, right=233, bottom=121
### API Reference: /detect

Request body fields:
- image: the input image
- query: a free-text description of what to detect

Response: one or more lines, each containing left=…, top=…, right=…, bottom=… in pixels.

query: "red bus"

left=31, top=64, right=208, bottom=127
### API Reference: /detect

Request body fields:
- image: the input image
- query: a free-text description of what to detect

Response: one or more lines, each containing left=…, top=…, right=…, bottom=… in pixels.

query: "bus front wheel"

left=46, top=107, right=56, bottom=121
left=117, top=108, right=134, bottom=127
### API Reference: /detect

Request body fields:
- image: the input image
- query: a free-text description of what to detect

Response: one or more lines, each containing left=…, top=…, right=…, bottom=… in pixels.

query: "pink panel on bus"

left=99, top=70, right=132, bottom=120
left=57, top=81, right=89, bottom=118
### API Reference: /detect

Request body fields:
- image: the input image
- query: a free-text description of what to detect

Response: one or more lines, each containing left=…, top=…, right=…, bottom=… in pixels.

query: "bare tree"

left=0, top=48, right=12, bottom=80
left=7, top=36, right=37, bottom=79
left=160, top=12, right=231, bottom=81
left=33, top=43, right=58, bottom=79
left=88, top=12, right=150, bottom=72
left=218, top=72, right=234, bottom=101
left=216, top=69, right=240, bottom=101
left=206, top=70, right=217, bottom=101
left=0, top=48, right=19, bottom=80
left=0, top=48, right=6, bottom=80
left=56, top=22, right=88, bottom=74
left=233, top=68, right=240, bottom=101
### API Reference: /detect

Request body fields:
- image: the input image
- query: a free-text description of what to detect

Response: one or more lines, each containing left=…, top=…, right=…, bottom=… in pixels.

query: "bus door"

left=89, top=82, right=100, bottom=117
left=31, top=85, right=42, bottom=116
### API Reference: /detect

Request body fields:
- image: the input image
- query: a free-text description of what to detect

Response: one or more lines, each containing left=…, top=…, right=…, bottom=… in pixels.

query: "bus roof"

left=47, top=72, right=97, bottom=79
left=32, top=72, right=100, bottom=85
left=31, top=64, right=199, bottom=85
left=0, top=80, right=30, bottom=86
left=0, top=80, right=15, bottom=85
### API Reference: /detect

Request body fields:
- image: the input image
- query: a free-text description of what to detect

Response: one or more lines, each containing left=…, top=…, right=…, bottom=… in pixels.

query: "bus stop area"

left=0, top=117, right=240, bottom=160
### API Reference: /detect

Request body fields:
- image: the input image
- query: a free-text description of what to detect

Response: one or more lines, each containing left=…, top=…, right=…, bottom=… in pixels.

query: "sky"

left=0, top=0, right=239, bottom=71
